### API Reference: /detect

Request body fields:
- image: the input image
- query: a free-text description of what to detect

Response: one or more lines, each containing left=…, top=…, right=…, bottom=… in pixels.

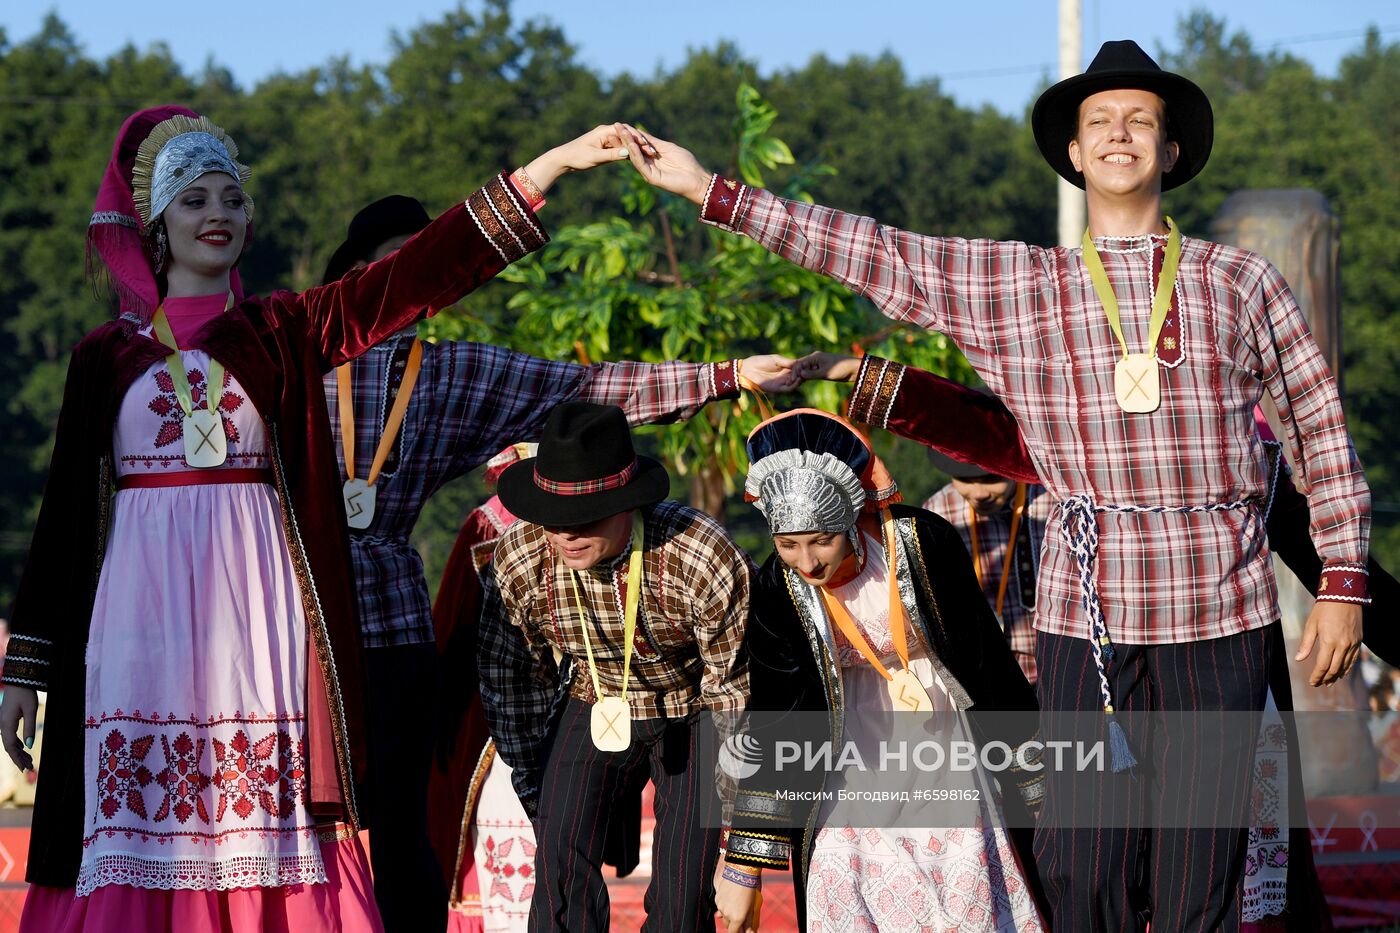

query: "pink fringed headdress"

left=88, top=106, right=251, bottom=330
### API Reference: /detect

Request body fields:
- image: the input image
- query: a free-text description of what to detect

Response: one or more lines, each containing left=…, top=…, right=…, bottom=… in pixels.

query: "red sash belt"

left=115, top=468, right=274, bottom=490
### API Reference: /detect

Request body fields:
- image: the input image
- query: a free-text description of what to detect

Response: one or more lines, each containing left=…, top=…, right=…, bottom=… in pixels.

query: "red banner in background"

left=1307, top=796, right=1400, bottom=930
left=0, top=801, right=1393, bottom=931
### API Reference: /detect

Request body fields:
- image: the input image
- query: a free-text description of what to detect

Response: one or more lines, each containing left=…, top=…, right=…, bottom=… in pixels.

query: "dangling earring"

left=152, top=225, right=169, bottom=274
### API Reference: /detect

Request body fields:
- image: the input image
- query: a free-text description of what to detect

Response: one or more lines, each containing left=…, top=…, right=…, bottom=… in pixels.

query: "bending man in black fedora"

left=479, top=401, right=752, bottom=933
left=615, top=39, right=1370, bottom=932
left=320, top=145, right=795, bottom=930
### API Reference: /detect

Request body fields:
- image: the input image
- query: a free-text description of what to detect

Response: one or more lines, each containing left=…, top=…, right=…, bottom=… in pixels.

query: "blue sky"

left=4, top=1, right=1396, bottom=115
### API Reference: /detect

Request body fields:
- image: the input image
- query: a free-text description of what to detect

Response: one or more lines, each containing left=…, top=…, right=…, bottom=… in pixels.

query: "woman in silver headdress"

left=715, top=409, right=1047, bottom=933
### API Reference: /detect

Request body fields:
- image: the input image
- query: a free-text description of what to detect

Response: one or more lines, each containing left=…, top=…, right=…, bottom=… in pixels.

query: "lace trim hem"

left=75, top=851, right=328, bottom=897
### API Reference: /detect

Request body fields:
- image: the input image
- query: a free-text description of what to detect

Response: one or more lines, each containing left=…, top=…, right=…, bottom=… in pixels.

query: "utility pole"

left=1057, top=0, right=1085, bottom=247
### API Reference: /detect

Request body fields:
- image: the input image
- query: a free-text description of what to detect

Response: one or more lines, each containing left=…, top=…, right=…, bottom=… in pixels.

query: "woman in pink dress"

left=0, top=106, right=628, bottom=932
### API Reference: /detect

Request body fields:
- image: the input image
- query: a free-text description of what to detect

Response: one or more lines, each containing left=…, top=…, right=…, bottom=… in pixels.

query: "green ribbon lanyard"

left=571, top=512, right=645, bottom=704
left=151, top=293, right=234, bottom=419
left=1081, top=218, right=1182, bottom=360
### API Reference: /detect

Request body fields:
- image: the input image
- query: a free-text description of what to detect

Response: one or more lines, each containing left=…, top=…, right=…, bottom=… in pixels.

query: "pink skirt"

left=18, top=835, right=383, bottom=933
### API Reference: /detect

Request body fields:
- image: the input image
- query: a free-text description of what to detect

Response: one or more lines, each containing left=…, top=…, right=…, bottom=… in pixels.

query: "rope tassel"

left=1105, top=711, right=1138, bottom=774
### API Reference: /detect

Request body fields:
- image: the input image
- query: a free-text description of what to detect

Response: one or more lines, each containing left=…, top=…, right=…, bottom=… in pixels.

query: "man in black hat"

left=320, top=138, right=797, bottom=930
left=479, top=401, right=752, bottom=933
left=615, top=39, right=1371, bottom=932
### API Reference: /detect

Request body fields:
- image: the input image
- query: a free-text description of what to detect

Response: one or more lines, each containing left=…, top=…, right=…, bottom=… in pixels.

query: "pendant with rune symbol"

left=342, top=478, right=376, bottom=529
left=887, top=668, right=934, bottom=712
left=1114, top=353, right=1161, bottom=413
left=590, top=696, right=632, bottom=752
left=183, top=408, right=228, bottom=467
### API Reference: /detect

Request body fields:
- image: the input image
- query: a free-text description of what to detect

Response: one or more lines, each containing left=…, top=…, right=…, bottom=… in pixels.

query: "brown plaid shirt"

left=492, top=500, right=752, bottom=720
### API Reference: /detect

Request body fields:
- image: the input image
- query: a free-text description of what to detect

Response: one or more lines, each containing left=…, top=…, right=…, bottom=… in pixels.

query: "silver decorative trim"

left=726, top=833, right=792, bottom=863
left=89, top=211, right=139, bottom=229
left=892, top=516, right=973, bottom=711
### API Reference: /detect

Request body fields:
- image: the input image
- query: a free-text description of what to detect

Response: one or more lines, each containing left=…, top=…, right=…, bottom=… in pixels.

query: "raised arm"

left=431, top=346, right=797, bottom=482
left=1245, top=258, right=1370, bottom=685
left=798, top=351, right=1041, bottom=484
left=295, top=126, right=634, bottom=370
left=613, top=124, right=1038, bottom=360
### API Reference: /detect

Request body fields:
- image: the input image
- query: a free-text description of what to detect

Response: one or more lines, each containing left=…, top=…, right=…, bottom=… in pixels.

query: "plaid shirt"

left=489, top=500, right=752, bottom=720
left=704, top=180, right=1370, bottom=644
left=326, top=344, right=740, bottom=648
left=924, top=484, right=1051, bottom=683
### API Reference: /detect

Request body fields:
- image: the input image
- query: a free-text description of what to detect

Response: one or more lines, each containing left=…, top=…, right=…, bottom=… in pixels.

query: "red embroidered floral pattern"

left=211, top=729, right=307, bottom=822
left=96, top=729, right=156, bottom=820
left=149, top=367, right=245, bottom=448
left=272, top=731, right=308, bottom=819
left=482, top=834, right=535, bottom=903
left=213, top=730, right=276, bottom=821
left=153, top=732, right=212, bottom=824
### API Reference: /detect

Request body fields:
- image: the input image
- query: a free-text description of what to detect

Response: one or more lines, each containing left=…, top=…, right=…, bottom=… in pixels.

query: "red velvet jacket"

left=848, top=357, right=1397, bottom=667
left=3, top=173, right=546, bottom=886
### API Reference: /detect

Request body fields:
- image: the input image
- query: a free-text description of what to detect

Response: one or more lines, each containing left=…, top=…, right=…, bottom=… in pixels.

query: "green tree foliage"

left=0, top=5, right=1395, bottom=603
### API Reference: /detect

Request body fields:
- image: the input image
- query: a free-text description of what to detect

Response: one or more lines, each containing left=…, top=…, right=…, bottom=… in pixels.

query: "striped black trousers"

left=1033, top=624, right=1276, bottom=933
left=529, top=698, right=722, bottom=933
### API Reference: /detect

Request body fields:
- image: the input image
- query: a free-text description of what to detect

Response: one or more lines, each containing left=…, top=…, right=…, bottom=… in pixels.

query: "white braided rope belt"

left=1057, top=492, right=1260, bottom=772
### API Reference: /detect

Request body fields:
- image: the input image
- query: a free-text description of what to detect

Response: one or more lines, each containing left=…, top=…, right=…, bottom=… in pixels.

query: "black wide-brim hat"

left=497, top=401, right=671, bottom=527
left=323, top=194, right=432, bottom=284
left=1032, top=39, right=1213, bottom=192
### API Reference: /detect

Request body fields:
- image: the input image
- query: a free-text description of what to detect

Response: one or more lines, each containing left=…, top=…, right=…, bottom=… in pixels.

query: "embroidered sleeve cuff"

left=1317, top=564, right=1370, bottom=604
left=699, top=174, right=752, bottom=231
left=846, top=355, right=905, bottom=429
left=1, top=632, right=54, bottom=690
left=711, top=360, right=741, bottom=400
left=734, top=788, right=795, bottom=824
left=724, top=830, right=792, bottom=870
left=508, top=167, right=547, bottom=212
left=465, top=172, right=549, bottom=265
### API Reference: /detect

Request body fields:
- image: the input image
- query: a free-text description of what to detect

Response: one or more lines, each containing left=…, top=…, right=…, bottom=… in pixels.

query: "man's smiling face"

left=1068, top=88, right=1179, bottom=200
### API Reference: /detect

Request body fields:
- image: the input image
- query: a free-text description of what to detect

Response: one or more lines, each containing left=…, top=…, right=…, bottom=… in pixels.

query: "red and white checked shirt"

left=703, top=178, right=1370, bottom=644
left=925, top=483, right=1051, bottom=683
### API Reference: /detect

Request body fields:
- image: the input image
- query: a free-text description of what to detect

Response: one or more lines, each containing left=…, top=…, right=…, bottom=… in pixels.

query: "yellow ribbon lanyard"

left=969, top=483, right=1028, bottom=620
left=336, top=338, right=424, bottom=487
left=817, top=509, right=915, bottom=682
left=1081, top=217, right=1182, bottom=363
left=151, top=298, right=231, bottom=421
left=571, top=512, right=646, bottom=704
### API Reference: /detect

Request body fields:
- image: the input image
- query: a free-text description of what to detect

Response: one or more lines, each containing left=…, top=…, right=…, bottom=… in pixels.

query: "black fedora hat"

left=1032, top=39, right=1213, bottom=192
left=497, top=402, right=671, bottom=527
left=322, top=195, right=432, bottom=284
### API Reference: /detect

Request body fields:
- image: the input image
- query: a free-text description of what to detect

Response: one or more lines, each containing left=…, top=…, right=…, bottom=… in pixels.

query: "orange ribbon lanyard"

left=969, top=483, right=1028, bottom=618
left=736, top=359, right=776, bottom=420
left=817, top=509, right=913, bottom=681
left=337, top=337, right=424, bottom=486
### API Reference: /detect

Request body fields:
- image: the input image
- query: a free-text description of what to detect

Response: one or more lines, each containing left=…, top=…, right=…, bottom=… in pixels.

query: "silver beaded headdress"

left=132, top=114, right=253, bottom=227
left=745, top=449, right=866, bottom=535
